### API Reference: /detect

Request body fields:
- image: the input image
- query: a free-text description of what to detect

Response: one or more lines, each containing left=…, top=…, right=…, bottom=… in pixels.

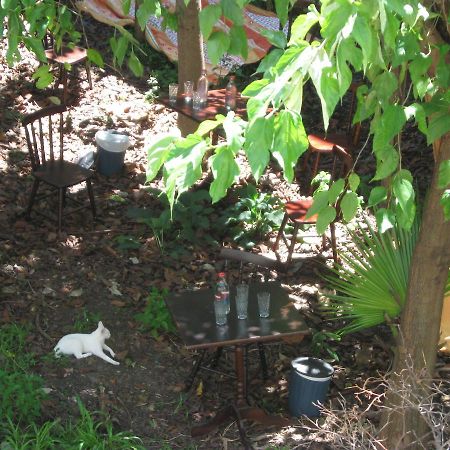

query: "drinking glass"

left=168, top=83, right=178, bottom=103
left=192, top=91, right=203, bottom=110
left=184, top=80, right=193, bottom=103
left=257, top=291, right=270, bottom=318
left=214, top=298, right=227, bottom=326
left=236, top=284, right=249, bottom=319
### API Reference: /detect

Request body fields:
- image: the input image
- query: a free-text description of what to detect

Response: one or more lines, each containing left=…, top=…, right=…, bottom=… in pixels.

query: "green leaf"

left=206, top=31, right=230, bottom=66
left=289, top=10, right=319, bottom=44
left=438, top=160, right=450, bottom=189
left=209, top=147, right=240, bottom=203
left=128, top=51, right=143, bottom=77
left=368, top=186, right=387, bottom=207
left=393, top=173, right=415, bottom=215
left=372, top=71, right=398, bottom=106
left=223, top=112, right=246, bottom=153
left=195, top=117, right=224, bottom=137
left=23, top=37, right=46, bottom=62
left=136, top=0, right=158, bottom=31
left=441, top=190, right=450, bottom=221
left=228, top=25, right=248, bottom=59
left=256, top=49, right=284, bottom=74
left=275, top=0, right=289, bottom=27
left=375, top=208, right=395, bottom=233
left=320, top=0, right=353, bottom=41
left=316, top=205, right=336, bottom=235
left=32, top=65, right=53, bottom=89
left=348, top=173, right=360, bottom=192
left=305, top=190, right=329, bottom=219
left=199, top=4, right=221, bottom=39
left=164, top=135, right=209, bottom=208
left=259, top=29, right=287, bottom=49
left=242, top=79, right=270, bottom=97
left=87, top=48, right=104, bottom=68
left=221, top=0, right=244, bottom=26
left=340, top=191, right=359, bottom=222
left=427, top=112, right=450, bottom=145
left=146, top=134, right=179, bottom=181
left=308, top=48, right=340, bottom=130
left=111, top=36, right=129, bottom=67
left=244, top=116, right=274, bottom=180
left=373, top=145, right=399, bottom=181
left=328, top=178, right=345, bottom=204
left=271, top=110, right=308, bottom=182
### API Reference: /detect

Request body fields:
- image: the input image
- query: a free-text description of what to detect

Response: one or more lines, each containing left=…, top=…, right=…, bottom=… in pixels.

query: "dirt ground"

left=0, top=16, right=444, bottom=450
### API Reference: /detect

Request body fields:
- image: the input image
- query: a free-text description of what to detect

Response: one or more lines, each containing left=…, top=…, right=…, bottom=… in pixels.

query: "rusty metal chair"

left=303, top=82, right=361, bottom=194
left=43, top=33, right=93, bottom=103
left=22, top=104, right=96, bottom=232
left=274, top=145, right=353, bottom=263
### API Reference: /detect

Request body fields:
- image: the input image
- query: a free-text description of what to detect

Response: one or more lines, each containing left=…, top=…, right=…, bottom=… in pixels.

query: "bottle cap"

left=218, top=272, right=225, bottom=277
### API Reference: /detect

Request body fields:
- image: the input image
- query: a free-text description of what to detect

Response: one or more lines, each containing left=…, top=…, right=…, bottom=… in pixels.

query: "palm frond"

left=322, top=216, right=420, bottom=336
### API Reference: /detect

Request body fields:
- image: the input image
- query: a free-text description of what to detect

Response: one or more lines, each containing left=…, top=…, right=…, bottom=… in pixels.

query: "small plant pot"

left=288, top=356, right=334, bottom=418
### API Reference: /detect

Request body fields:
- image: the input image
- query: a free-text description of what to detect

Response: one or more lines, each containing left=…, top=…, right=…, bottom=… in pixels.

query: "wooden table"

left=157, top=88, right=249, bottom=125
left=166, top=282, right=310, bottom=445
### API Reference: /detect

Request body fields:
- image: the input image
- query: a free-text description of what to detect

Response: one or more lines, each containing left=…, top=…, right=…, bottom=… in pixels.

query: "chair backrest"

left=218, top=248, right=284, bottom=283
left=22, top=105, right=67, bottom=170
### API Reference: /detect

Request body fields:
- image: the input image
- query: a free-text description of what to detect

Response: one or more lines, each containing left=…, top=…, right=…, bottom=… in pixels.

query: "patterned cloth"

left=76, top=0, right=284, bottom=76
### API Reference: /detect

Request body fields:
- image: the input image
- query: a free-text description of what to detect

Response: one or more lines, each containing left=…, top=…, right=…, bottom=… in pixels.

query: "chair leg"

left=274, top=213, right=288, bottom=252
left=287, top=222, right=300, bottom=263
left=58, top=188, right=64, bottom=232
left=257, top=343, right=268, bottom=380
left=61, top=66, right=68, bottom=104
left=25, top=179, right=40, bottom=218
left=85, top=60, right=93, bottom=90
left=330, top=222, right=338, bottom=263
left=86, top=179, right=96, bottom=220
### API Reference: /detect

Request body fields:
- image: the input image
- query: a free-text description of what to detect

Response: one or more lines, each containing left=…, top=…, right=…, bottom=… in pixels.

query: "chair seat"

left=34, top=160, right=94, bottom=189
left=45, top=46, right=87, bottom=64
left=285, top=198, right=318, bottom=223
left=308, top=133, right=353, bottom=153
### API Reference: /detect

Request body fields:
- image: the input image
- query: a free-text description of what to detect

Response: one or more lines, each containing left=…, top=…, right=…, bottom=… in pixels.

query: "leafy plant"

left=127, top=189, right=219, bottom=255
left=219, top=184, right=284, bottom=248
left=114, top=234, right=141, bottom=251
left=0, top=399, right=145, bottom=449
left=0, top=324, right=35, bottom=372
left=135, top=288, right=176, bottom=338
left=322, top=216, right=420, bottom=335
left=73, top=309, right=101, bottom=333
left=311, top=330, right=341, bottom=362
left=0, top=370, right=46, bottom=425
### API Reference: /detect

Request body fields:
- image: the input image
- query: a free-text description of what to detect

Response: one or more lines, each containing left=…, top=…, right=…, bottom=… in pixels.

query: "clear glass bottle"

left=216, top=272, right=230, bottom=314
left=197, top=69, right=209, bottom=104
left=225, top=74, right=237, bottom=111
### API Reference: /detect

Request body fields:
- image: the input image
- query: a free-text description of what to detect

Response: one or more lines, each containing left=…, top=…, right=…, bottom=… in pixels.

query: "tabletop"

left=157, top=88, right=249, bottom=123
left=166, top=282, right=309, bottom=350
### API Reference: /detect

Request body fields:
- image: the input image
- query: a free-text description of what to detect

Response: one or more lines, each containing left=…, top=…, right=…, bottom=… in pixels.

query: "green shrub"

left=219, top=184, right=284, bottom=248
left=0, top=370, right=46, bottom=425
left=0, top=324, right=35, bottom=372
left=135, top=288, right=176, bottom=338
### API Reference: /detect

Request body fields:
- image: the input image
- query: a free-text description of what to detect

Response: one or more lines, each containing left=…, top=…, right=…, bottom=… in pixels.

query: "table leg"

left=191, top=344, right=291, bottom=439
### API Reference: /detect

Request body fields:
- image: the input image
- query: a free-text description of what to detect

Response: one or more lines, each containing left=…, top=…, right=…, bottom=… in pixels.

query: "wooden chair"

left=43, top=33, right=93, bottom=103
left=22, top=105, right=96, bottom=232
left=303, top=83, right=361, bottom=193
left=274, top=145, right=353, bottom=263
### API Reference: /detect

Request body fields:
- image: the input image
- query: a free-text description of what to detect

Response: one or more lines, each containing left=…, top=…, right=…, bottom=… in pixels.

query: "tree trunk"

left=176, top=0, right=204, bottom=136
left=380, top=133, right=450, bottom=448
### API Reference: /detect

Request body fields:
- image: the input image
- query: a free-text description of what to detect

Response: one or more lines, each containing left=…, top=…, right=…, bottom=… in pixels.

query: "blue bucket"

left=95, top=130, right=129, bottom=176
left=288, top=357, right=334, bottom=418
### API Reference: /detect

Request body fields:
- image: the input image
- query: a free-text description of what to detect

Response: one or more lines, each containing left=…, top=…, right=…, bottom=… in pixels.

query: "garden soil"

left=0, top=16, right=445, bottom=450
